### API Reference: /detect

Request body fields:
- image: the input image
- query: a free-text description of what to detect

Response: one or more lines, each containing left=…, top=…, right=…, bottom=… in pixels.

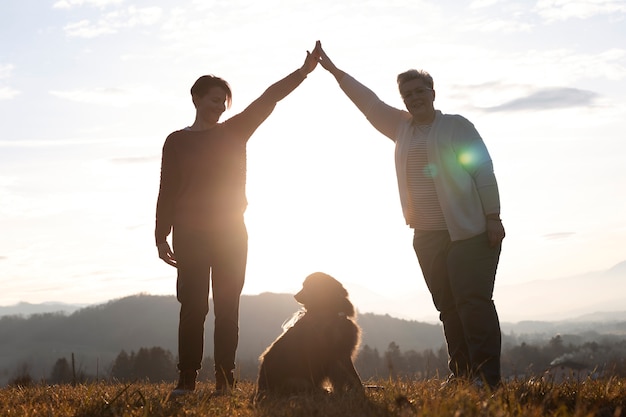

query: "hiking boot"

left=215, top=368, right=235, bottom=394
left=170, top=370, right=197, bottom=398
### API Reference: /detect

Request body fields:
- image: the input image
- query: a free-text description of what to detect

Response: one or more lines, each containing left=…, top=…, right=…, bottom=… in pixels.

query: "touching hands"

left=313, top=40, right=344, bottom=80
left=298, top=41, right=344, bottom=81
left=313, top=41, right=332, bottom=70
left=157, top=241, right=177, bottom=267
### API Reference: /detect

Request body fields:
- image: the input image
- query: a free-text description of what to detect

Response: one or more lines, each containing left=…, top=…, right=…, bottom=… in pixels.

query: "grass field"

left=1, top=377, right=625, bottom=417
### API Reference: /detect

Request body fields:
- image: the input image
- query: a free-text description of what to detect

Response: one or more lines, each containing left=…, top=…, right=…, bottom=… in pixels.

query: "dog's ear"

left=340, top=297, right=356, bottom=318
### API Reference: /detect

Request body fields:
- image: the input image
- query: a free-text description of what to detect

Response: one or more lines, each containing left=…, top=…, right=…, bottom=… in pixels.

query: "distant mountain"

left=310, top=260, right=626, bottom=323
left=4, top=260, right=625, bottom=324
left=0, top=293, right=445, bottom=387
left=493, top=260, right=626, bottom=322
left=347, top=259, right=626, bottom=323
left=0, top=301, right=86, bottom=317
left=2, top=291, right=626, bottom=387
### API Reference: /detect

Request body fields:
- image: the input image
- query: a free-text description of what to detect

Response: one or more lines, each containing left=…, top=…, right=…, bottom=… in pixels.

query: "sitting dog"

left=256, top=272, right=363, bottom=396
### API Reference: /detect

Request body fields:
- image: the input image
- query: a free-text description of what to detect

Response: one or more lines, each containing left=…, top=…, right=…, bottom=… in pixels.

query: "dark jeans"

left=172, top=222, right=247, bottom=386
left=413, top=230, right=502, bottom=387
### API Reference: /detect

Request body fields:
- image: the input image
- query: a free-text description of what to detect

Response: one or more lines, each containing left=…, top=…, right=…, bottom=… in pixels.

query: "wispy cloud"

left=49, top=84, right=160, bottom=107
left=481, top=87, right=599, bottom=112
left=62, top=6, right=162, bottom=38
left=464, top=17, right=534, bottom=33
left=0, top=64, right=14, bottom=79
left=53, top=0, right=124, bottom=9
left=535, top=0, right=626, bottom=21
left=543, top=232, right=576, bottom=240
left=63, top=19, right=116, bottom=37
left=0, top=64, right=19, bottom=100
left=0, top=87, right=20, bottom=100
left=110, top=156, right=159, bottom=164
left=470, top=0, right=502, bottom=8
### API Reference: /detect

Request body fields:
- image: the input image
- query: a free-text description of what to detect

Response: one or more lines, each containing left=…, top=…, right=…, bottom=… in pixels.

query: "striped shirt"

left=406, top=124, right=447, bottom=230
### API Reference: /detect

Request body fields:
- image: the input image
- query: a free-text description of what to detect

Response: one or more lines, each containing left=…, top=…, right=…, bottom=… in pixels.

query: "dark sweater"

left=155, top=69, right=306, bottom=244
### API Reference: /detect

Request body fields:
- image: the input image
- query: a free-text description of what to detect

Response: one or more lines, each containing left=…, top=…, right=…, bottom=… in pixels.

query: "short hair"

left=190, top=75, right=232, bottom=108
left=397, top=69, right=434, bottom=91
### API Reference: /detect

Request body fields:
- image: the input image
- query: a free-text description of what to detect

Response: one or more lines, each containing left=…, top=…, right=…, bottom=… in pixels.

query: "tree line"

left=8, top=335, right=626, bottom=387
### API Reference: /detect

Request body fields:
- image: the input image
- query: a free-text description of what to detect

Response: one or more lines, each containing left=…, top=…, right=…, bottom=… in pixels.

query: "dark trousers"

left=172, top=222, right=247, bottom=386
left=413, top=230, right=502, bottom=387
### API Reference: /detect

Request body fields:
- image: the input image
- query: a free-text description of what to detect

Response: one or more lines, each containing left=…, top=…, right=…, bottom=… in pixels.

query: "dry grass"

left=1, top=377, right=625, bottom=417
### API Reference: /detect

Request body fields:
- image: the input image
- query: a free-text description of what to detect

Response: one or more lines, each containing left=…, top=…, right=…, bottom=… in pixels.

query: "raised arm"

left=225, top=45, right=318, bottom=138
left=263, top=47, right=318, bottom=101
left=314, top=41, right=408, bottom=140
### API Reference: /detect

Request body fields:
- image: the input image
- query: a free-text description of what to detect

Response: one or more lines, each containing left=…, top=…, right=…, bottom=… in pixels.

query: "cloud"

left=0, top=64, right=14, bottom=79
left=543, top=232, right=576, bottom=240
left=470, top=0, right=502, bottom=8
left=63, top=19, right=116, bottom=37
left=480, top=87, right=599, bottom=112
left=0, top=65, right=19, bottom=100
left=0, top=87, right=20, bottom=100
left=53, top=0, right=124, bottom=9
left=535, top=0, right=626, bottom=21
left=110, top=156, right=159, bottom=164
left=62, top=6, right=162, bottom=38
left=463, top=17, right=534, bottom=33
left=49, top=84, right=160, bottom=107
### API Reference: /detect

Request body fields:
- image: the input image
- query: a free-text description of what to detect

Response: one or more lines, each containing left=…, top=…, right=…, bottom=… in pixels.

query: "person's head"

left=397, top=69, right=436, bottom=123
left=190, top=75, right=232, bottom=125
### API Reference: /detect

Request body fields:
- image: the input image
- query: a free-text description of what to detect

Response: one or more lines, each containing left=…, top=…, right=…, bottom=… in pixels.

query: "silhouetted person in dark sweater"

left=155, top=45, right=319, bottom=398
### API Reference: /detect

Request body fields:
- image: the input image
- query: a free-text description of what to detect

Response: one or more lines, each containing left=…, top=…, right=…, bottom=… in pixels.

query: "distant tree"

left=385, top=342, right=405, bottom=379
left=546, top=334, right=567, bottom=358
left=133, top=347, right=176, bottom=382
left=109, top=347, right=176, bottom=382
left=110, top=350, right=134, bottom=382
left=355, top=345, right=383, bottom=380
left=8, top=362, right=34, bottom=387
left=49, top=357, right=73, bottom=384
left=502, top=341, right=546, bottom=377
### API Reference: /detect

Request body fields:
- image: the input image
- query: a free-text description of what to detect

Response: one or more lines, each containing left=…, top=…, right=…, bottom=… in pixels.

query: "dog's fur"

left=256, top=272, right=363, bottom=395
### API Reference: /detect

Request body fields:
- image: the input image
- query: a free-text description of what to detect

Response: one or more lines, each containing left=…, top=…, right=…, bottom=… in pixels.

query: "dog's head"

left=294, top=272, right=355, bottom=318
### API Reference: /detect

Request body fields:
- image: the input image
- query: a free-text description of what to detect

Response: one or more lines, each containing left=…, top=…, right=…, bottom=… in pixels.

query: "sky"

left=1, top=0, right=625, bottom=322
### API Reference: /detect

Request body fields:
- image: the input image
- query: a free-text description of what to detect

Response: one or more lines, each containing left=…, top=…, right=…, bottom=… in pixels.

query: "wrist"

left=486, top=213, right=501, bottom=221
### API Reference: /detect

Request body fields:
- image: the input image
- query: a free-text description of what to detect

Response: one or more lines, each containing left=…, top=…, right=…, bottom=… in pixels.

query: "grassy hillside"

left=2, top=377, right=625, bottom=417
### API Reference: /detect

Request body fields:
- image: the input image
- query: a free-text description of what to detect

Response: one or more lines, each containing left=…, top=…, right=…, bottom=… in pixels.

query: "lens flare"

left=458, top=151, right=475, bottom=167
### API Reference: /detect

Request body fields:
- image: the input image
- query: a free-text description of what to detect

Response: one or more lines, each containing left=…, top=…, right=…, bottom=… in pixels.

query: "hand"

left=486, top=219, right=505, bottom=248
left=157, top=241, right=177, bottom=267
left=313, top=40, right=343, bottom=79
left=299, top=44, right=319, bottom=76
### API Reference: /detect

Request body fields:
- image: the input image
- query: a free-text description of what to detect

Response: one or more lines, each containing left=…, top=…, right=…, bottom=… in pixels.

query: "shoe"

left=212, top=380, right=238, bottom=396
left=215, top=369, right=235, bottom=395
left=170, top=386, right=194, bottom=399
left=472, top=377, right=501, bottom=392
left=169, top=370, right=197, bottom=399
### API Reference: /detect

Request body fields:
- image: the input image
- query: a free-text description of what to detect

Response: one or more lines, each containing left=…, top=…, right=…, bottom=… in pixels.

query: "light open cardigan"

left=339, top=74, right=501, bottom=242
